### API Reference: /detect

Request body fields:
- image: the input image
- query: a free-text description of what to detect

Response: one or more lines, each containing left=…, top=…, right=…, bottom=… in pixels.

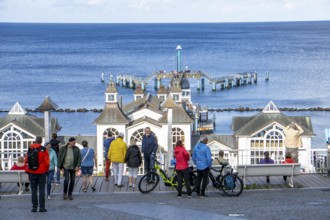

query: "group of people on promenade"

left=7, top=121, right=304, bottom=213
left=19, top=134, right=95, bottom=213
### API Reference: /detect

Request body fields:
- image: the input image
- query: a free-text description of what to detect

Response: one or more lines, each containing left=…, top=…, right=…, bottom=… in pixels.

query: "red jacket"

left=282, top=158, right=295, bottom=164
left=174, top=146, right=189, bottom=170
left=25, top=143, right=50, bottom=174
left=11, top=163, right=27, bottom=171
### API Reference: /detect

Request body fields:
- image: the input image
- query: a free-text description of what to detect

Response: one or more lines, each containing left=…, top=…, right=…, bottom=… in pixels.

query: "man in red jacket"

left=25, top=136, right=50, bottom=213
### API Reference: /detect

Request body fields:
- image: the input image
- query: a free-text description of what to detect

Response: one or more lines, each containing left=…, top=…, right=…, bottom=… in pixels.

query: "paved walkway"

left=1, top=173, right=330, bottom=195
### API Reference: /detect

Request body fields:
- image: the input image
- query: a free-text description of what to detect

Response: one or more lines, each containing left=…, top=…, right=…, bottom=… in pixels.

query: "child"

left=125, top=139, right=142, bottom=188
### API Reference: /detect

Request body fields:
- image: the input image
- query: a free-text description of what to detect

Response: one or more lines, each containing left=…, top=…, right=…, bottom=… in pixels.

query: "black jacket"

left=125, top=145, right=142, bottom=168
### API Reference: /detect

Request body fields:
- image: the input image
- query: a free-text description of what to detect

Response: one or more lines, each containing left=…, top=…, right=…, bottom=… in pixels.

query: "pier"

left=115, top=70, right=257, bottom=91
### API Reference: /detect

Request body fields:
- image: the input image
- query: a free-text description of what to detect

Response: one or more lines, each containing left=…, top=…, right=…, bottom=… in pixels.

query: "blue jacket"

left=49, top=148, right=58, bottom=171
left=103, top=137, right=114, bottom=159
left=142, top=134, right=158, bottom=155
left=192, top=141, right=212, bottom=170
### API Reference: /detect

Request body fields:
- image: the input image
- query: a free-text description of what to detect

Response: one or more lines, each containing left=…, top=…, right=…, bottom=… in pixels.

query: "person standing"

left=80, top=140, right=96, bottom=192
left=45, top=142, right=57, bottom=200
left=192, top=135, right=212, bottom=198
left=50, top=133, right=61, bottom=184
left=141, top=127, right=158, bottom=181
left=259, top=151, right=274, bottom=183
left=58, top=137, right=81, bottom=200
left=103, top=132, right=114, bottom=181
left=25, top=136, right=49, bottom=213
left=174, top=140, right=192, bottom=198
left=283, top=122, right=304, bottom=162
left=108, top=132, right=127, bottom=187
left=125, top=139, right=142, bottom=188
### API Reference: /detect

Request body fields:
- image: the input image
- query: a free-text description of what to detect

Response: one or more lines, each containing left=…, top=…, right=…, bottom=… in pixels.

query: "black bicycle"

left=207, top=162, right=244, bottom=197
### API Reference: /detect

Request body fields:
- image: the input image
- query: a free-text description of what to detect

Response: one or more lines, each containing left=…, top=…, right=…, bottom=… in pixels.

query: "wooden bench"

left=236, top=164, right=301, bottom=188
left=0, top=171, right=30, bottom=195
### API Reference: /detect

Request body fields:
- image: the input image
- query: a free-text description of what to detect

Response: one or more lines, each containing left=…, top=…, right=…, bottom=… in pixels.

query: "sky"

left=1, top=0, right=330, bottom=23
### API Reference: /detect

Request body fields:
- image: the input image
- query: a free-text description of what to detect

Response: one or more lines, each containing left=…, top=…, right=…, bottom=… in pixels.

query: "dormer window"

left=173, top=94, right=180, bottom=101
left=107, top=94, right=115, bottom=102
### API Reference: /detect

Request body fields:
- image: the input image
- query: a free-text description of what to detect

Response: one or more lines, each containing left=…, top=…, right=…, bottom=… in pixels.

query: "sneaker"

left=91, top=186, right=96, bottom=192
left=117, top=184, right=124, bottom=188
left=39, top=208, right=47, bottom=213
left=177, top=196, right=182, bottom=199
left=129, top=184, right=132, bottom=187
left=47, top=195, right=51, bottom=200
left=25, top=187, right=30, bottom=191
left=68, top=195, right=73, bottom=200
left=31, top=208, right=37, bottom=213
left=63, top=194, right=67, bottom=200
left=132, top=184, right=135, bottom=188
left=115, top=183, right=118, bottom=186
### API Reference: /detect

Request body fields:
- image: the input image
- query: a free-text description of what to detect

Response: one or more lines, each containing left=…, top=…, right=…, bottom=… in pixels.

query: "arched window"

left=103, top=128, right=119, bottom=140
left=250, top=125, right=284, bottom=164
left=172, top=127, right=185, bottom=148
left=131, top=128, right=144, bottom=146
left=0, top=126, right=34, bottom=170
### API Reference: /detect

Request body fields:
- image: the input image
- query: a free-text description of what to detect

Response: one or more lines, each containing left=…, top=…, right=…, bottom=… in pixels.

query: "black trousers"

left=177, top=168, right=192, bottom=196
left=63, top=169, right=76, bottom=195
left=30, top=173, right=46, bottom=209
left=195, top=167, right=210, bottom=195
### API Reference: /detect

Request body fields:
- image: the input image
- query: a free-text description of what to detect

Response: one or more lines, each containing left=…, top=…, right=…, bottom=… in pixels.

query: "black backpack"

left=27, top=146, right=46, bottom=170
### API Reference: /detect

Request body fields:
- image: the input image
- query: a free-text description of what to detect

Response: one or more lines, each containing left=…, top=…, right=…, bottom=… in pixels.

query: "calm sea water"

left=0, top=22, right=329, bottom=147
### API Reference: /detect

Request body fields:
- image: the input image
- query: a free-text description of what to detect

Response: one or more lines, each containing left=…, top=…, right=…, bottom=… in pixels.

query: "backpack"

left=224, top=174, right=235, bottom=190
left=27, top=146, right=45, bottom=170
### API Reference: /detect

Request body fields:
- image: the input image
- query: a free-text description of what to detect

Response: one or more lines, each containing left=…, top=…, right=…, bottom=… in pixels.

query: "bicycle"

left=207, top=162, right=244, bottom=197
left=138, top=160, right=196, bottom=194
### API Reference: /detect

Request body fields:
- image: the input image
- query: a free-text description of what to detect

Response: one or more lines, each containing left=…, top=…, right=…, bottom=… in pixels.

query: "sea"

left=0, top=21, right=329, bottom=147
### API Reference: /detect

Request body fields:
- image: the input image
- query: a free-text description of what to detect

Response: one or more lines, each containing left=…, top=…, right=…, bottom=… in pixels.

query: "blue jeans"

left=63, top=169, right=76, bottom=195
left=30, top=173, right=47, bottom=209
left=47, top=170, right=55, bottom=196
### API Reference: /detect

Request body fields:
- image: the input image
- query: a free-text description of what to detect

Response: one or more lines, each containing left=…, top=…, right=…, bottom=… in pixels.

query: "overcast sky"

left=1, top=0, right=330, bottom=23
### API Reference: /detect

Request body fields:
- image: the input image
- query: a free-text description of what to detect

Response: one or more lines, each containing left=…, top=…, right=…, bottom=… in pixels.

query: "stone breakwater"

left=1, top=107, right=330, bottom=113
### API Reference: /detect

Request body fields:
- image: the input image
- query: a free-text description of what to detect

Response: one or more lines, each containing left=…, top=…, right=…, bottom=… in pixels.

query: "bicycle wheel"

left=220, top=174, right=243, bottom=197
left=138, top=171, right=160, bottom=194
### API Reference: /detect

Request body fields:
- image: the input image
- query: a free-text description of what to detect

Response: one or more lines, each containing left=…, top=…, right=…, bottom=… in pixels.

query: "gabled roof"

left=161, top=95, right=178, bottom=109
left=36, top=96, right=58, bottom=111
left=232, top=112, right=314, bottom=136
left=0, top=113, right=61, bottom=136
left=93, top=103, right=129, bottom=124
left=262, top=101, right=280, bottom=113
left=207, top=134, right=237, bottom=150
left=158, top=107, right=193, bottom=124
left=134, top=85, right=145, bottom=95
left=128, top=116, right=161, bottom=128
left=8, top=102, right=26, bottom=115
left=157, top=84, right=167, bottom=95
left=123, top=94, right=162, bottom=115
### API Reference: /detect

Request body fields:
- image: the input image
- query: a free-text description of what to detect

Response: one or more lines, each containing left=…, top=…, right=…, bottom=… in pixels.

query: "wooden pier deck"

left=1, top=174, right=330, bottom=196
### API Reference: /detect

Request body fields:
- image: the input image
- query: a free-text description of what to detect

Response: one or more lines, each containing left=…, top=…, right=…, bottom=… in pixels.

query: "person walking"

left=58, top=137, right=81, bottom=200
left=174, top=140, right=192, bottom=198
left=25, top=136, right=49, bottom=213
left=125, top=139, right=142, bottom=188
left=80, top=140, right=96, bottom=192
left=50, top=133, right=61, bottom=185
left=141, top=127, right=158, bottom=182
left=192, top=135, right=212, bottom=198
left=45, top=142, right=57, bottom=200
left=259, top=151, right=274, bottom=183
left=108, top=132, right=127, bottom=187
left=103, top=132, right=114, bottom=181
